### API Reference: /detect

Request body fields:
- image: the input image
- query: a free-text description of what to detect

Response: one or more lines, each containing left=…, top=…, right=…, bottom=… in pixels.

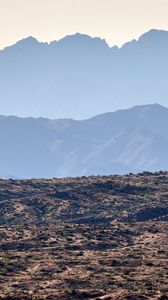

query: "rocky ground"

left=0, top=172, right=168, bottom=299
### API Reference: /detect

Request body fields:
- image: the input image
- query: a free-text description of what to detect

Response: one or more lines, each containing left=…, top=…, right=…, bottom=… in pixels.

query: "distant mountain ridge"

left=0, top=104, right=168, bottom=178
left=1, top=29, right=168, bottom=119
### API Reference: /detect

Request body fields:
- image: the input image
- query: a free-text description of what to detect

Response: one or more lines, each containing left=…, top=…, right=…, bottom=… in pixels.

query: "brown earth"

left=0, top=172, right=168, bottom=299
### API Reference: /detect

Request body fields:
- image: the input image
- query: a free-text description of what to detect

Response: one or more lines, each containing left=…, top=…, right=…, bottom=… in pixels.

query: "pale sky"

left=1, top=0, right=168, bottom=49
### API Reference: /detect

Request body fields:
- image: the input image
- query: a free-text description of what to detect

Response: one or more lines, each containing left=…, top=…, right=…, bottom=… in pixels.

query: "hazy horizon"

left=1, top=0, right=168, bottom=49
left=1, top=28, right=168, bottom=51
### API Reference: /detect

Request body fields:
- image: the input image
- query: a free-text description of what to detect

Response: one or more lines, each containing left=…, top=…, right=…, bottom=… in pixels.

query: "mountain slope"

left=1, top=29, right=168, bottom=119
left=0, top=173, right=168, bottom=299
left=0, top=104, right=168, bottom=178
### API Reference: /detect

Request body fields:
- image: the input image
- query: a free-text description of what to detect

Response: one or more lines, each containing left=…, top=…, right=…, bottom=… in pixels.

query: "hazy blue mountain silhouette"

left=1, top=29, right=168, bottom=119
left=0, top=104, right=168, bottom=178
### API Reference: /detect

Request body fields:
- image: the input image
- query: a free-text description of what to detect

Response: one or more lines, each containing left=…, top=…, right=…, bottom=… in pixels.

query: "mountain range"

left=1, top=29, right=168, bottom=119
left=0, top=103, right=168, bottom=178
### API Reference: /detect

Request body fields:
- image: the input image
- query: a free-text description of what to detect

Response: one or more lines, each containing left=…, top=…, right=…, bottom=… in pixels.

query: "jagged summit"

left=2, top=29, right=168, bottom=52
left=139, top=28, right=168, bottom=41
left=121, top=29, right=168, bottom=49
left=18, top=36, right=39, bottom=44
left=6, top=36, right=39, bottom=49
left=1, top=36, right=49, bottom=54
left=3, top=29, right=168, bottom=50
left=3, top=32, right=109, bottom=51
left=1, top=29, right=168, bottom=119
left=58, top=32, right=106, bottom=42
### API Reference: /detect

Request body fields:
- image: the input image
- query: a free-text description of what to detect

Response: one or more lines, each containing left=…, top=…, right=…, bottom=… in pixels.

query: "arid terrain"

left=0, top=172, right=168, bottom=299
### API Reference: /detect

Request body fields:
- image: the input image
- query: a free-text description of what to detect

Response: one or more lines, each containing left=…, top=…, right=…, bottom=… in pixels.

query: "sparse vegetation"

left=0, top=173, right=167, bottom=299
